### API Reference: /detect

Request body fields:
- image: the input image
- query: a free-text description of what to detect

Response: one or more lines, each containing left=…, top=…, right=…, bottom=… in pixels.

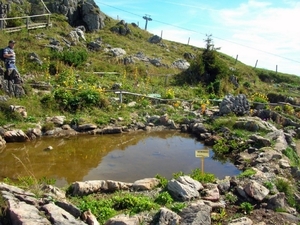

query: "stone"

left=167, top=176, right=202, bottom=201
left=156, top=207, right=181, bottom=225
left=244, top=180, right=269, bottom=201
left=178, top=201, right=211, bottom=225
left=132, top=178, right=160, bottom=191
left=228, top=217, right=253, bottom=225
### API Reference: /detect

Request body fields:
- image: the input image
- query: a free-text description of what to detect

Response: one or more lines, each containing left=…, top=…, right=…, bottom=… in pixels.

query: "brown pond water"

left=0, top=130, right=240, bottom=187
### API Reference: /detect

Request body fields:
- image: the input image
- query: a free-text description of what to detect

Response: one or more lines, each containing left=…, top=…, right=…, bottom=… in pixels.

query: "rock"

left=191, top=123, right=208, bottom=134
left=82, top=210, right=99, bottom=225
left=202, top=183, right=220, bottom=201
left=167, top=176, right=202, bottom=201
left=105, top=214, right=140, bottom=225
left=8, top=197, right=51, bottom=225
left=42, top=202, right=86, bottom=225
left=156, top=207, right=181, bottom=225
left=278, top=159, right=291, bottom=168
left=77, top=123, right=98, bottom=132
left=106, top=180, right=132, bottom=192
left=46, top=116, right=66, bottom=125
left=49, top=0, right=105, bottom=32
left=267, top=193, right=286, bottom=211
left=110, top=48, right=126, bottom=57
left=132, top=178, right=160, bottom=191
left=148, top=35, right=162, bottom=44
left=234, top=116, right=278, bottom=132
left=244, top=180, right=269, bottom=201
left=3, top=129, right=29, bottom=142
left=228, top=217, right=253, bottom=225
left=0, top=135, right=6, bottom=148
left=70, top=180, right=108, bottom=196
left=178, top=201, right=211, bottom=225
left=217, top=178, right=231, bottom=194
left=171, top=59, right=190, bottom=70
left=10, top=105, right=27, bottom=118
left=248, top=134, right=271, bottom=148
left=219, top=94, right=250, bottom=116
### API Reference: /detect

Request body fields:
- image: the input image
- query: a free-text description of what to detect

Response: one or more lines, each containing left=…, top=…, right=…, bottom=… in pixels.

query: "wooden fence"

left=0, top=14, right=51, bottom=33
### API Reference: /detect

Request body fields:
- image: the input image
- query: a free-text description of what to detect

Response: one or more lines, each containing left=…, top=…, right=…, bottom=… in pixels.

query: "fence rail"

left=0, top=14, right=51, bottom=32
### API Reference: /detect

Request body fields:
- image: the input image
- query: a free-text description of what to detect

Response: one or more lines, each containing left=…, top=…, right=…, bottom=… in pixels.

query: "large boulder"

left=48, top=0, right=106, bottom=32
left=219, top=94, right=250, bottom=116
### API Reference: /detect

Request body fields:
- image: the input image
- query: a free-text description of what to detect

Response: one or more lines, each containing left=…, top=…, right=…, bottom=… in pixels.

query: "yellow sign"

left=195, top=149, right=209, bottom=158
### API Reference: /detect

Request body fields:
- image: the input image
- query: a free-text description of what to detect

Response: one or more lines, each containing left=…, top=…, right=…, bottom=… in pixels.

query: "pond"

left=0, top=130, right=240, bottom=187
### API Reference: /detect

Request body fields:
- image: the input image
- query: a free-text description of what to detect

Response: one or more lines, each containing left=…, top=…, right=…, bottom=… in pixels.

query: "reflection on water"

left=0, top=130, right=240, bottom=187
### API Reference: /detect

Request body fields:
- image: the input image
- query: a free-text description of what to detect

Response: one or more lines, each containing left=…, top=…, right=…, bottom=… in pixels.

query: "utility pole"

left=143, top=14, right=152, bottom=31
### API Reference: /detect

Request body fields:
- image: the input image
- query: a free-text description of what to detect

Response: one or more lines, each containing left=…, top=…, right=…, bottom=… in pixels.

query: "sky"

left=95, top=0, right=300, bottom=76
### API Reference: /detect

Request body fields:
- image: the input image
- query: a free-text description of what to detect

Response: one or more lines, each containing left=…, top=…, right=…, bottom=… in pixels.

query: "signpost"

left=195, top=149, right=210, bottom=174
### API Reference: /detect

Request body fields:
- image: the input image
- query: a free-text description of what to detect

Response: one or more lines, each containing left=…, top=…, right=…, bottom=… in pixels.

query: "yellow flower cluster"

left=165, top=88, right=175, bottom=99
left=250, top=92, right=268, bottom=103
left=199, top=99, right=210, bottom=114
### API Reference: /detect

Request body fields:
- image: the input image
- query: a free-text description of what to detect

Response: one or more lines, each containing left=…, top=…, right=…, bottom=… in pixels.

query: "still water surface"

left=0, top=130, right=240, bottom=187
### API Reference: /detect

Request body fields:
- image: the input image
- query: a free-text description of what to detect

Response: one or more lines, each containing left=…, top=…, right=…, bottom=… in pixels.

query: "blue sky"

left=95, top=0, right=300, bottom=76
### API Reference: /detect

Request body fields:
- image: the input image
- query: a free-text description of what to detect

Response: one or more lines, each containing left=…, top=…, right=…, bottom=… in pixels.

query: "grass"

left=237, top=168, right=256, bottom=178
left=1, top=11, right=300, bottom=129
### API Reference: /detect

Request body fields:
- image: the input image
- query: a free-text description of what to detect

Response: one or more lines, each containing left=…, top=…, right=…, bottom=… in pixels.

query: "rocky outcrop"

left=47, top=0, right=106, bottom=32
left=219, top=94, right=250, bottom=116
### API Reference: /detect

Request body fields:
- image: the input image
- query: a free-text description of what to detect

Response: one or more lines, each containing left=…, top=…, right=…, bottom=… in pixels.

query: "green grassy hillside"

left=1, top=12, right=300, bottom=129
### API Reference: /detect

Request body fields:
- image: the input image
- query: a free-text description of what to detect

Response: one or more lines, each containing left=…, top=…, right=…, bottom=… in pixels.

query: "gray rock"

left=228, top=217, right=253, bottom=225
left=178, top=201, right=211, bottom=225
left=105, top=214, right=140, bottom=225
left=219, top=94, right=250, bottom=116
left=148, top=35, right=162, bottom=44
left=156, top=207, right=181, bottom=225
left=171, top=59, right=190, bottom=70
left=167, top=176, right=202, bottom=201
left=42, top=202, right=86, bottom=225
left=110, top=48, right=126, bottom=57
left=244, top=180, right=269, bottom=201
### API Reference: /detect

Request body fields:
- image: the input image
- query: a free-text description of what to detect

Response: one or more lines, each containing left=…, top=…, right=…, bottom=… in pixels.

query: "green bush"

left=76, top=196, right=116, bottom=224
left=155, top=174, right=168, bottom=188
left=225, top=193, right=238, bottom=204
left=240, top=202, right=254, bottom=214
left=154, top=191, right=173, bottom=205
left=51, top=49, right=88, bottom=67
left=189, top=168, right=216, bottom=183
left=52, top=87, right=103, bottom=112
left=112, top=193, right=159, bottom=215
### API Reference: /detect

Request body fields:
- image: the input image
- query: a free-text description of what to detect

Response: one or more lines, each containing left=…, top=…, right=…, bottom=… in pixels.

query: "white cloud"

left=209, top=0, right=300, bottom=75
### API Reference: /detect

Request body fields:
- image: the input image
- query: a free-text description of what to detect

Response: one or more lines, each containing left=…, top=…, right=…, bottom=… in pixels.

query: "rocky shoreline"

left=1, top=95, right=300, bottom=224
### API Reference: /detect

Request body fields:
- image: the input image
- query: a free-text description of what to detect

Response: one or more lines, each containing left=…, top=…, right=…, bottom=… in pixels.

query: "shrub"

left=112, top=193, right=159, bottom=215
left=154, top=191, right=173, bottom=205
left=225, top=193, right=238, bottom=204
left=51, top=49, right=88, bottom=67
left=240, top=202, right=253, bottom=214
left=155, top=174, right=168, bottom=188
left=189, top=168, right=216, bottom=183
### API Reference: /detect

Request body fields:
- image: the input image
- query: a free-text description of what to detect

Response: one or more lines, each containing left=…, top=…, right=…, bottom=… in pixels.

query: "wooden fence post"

left=119, top=90, right=123, bottom=103
left=26, top=17, right=29, bottom=29
left=235, top=55, right=238, bottom=64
